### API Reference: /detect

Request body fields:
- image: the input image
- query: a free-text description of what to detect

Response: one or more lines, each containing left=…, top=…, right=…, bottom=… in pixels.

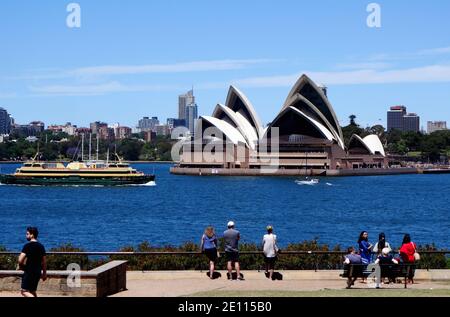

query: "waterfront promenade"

left=170, top=166, right=450, bottom=177
left=1, top=270, right=449, bottom=297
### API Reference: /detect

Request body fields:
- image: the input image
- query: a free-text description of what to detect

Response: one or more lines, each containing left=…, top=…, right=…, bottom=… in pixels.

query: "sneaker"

left=238, top=276, right=245, bottom=281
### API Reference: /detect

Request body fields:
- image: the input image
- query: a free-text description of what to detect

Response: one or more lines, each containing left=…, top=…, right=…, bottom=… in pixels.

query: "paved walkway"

left=1, top=270, right=449, bottom=297
left=112, top=270, right=450, bottom=297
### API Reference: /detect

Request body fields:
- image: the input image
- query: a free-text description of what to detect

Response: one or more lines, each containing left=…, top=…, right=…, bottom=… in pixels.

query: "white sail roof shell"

left=363, top=135, right=386, bottom=157
left=198, top=116, right=248, bottom=146
left=225, top=85, right=264, bottom=138
left=212, top=104, right=258, bottom=150
left=263, top=106, right=335, bottom=142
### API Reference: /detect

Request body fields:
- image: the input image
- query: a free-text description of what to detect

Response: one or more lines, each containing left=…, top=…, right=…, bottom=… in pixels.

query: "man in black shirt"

left=18, top=227, right=47, bottom=297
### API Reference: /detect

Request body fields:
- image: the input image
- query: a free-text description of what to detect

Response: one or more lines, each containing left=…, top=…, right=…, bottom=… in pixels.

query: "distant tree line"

left=0, top=131, right=176, bottom=161
left=2, top=119, right=450, bottom=163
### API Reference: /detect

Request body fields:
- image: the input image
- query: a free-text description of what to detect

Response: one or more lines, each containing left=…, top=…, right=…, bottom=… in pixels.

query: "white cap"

left=227, top=221, right=235, bottom=228
left=382, top=247, right=390, bottom=255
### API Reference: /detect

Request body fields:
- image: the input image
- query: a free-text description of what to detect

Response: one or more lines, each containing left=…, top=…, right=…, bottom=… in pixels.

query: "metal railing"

left=0, top=250, right=448, bottom=256
left=1, top=250, right=448, bottom=273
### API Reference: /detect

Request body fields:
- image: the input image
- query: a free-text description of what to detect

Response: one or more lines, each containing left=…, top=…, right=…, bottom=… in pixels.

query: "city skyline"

left=1, top=1, right=450, bottom=128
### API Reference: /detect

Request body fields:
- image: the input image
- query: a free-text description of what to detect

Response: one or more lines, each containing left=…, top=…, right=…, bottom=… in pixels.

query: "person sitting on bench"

left=343, top=246, right=362, bottom=288
left=374, top=247, right=399, bottom=286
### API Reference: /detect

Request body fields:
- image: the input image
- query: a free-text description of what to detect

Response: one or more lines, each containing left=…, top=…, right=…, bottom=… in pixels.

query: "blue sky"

left=1, top=0, right=450, bottom=129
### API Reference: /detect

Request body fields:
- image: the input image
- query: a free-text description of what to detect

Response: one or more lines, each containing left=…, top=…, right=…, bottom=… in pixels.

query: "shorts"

left=225, top=251, right=239, bottom=262
left=21, top=271, right=41, bottom=292
left=264, top=256, right=277, bottom=269
left=204, top=248, right=218, bottom=262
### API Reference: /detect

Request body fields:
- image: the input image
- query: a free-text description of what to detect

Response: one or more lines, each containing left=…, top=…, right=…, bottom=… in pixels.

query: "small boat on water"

left=0, top=155, right=155, bottom=186
left=295, top=178, right=320, bottom=186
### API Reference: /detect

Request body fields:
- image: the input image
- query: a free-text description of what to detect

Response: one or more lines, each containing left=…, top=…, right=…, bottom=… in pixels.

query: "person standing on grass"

left=262, top=225, right=279, bottom=280
left=200, top=226, right=219, bottom=279
left=223, top=221, right=244, bottom=280
left=18, top=227, right=47, bottom=297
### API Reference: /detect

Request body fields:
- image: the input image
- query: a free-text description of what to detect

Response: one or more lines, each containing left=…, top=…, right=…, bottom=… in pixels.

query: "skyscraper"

left=387, top=106, right=420, bottom=132
left=387, top=106, right=406, bottom=131
left=137, top=116, right=159, bottom=132
left=185, top=103, right=198, bottom=134
left=403, top=113, right=420, bottom=133
left=178, top=89, right=195, bottom=122
left=0, top=107, right=11, bottom=134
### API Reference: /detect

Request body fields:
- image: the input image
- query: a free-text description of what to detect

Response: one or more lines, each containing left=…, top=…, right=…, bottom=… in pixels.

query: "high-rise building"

left=116, top=126, right=132, bottom=140
left=166, top=118, right=186, bottom=130
left=387, top=106, right=407, bottom=131
left=387, top=106, right=420, bottom=132
left=0, top=107, right=11, bottom=134
left=185, top=103, right=198, bottom=134
left=11, top=121, right=45, bottom=137
left=178, top=89, right=195, bottom=122
left=137, top=116, right=159, bottom=132
left=98, top=126, right=115, bottom=141
left=403, top=113, right=420, bottom=133
left=427, top=121, right=447, bottom=134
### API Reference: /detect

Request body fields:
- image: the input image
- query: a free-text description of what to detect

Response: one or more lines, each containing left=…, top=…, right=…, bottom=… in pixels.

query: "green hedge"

left=1, top=241, right=448, bottom=271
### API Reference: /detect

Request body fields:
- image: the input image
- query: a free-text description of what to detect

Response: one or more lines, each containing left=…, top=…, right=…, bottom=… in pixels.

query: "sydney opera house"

left=172, top=74, right=387, bottom=175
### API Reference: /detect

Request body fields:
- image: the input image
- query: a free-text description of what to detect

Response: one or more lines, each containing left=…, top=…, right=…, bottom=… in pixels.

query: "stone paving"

left=1, top=270, right=449, bottom=297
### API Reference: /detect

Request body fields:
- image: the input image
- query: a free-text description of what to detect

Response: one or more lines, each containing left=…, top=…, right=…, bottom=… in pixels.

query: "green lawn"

left=407, top=151, right=422, bottom=157
left=189, top=289, right=450, bottom=297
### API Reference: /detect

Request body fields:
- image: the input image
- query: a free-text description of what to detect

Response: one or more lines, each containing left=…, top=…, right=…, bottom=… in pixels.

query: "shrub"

left=416, top=244, right=448, bottom=269
left=45, top=244, right=91, bottom=270
left=0, top=246, right=16, bottom=270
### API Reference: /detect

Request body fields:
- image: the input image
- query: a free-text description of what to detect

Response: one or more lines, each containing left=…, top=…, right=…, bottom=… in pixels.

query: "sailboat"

left=295, top=151, right=319, bottom=185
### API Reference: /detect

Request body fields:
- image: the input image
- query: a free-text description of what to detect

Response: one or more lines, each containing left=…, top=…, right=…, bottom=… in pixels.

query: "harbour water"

left=0, top=163, right=449, bottom=251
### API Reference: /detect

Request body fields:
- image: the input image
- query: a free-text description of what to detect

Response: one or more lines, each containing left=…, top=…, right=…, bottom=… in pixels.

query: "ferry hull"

left=0, top=174, right=155, bottom=186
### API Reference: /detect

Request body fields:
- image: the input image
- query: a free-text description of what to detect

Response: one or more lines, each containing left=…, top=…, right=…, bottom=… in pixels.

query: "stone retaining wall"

left=0, top=260, right=127, bottom=297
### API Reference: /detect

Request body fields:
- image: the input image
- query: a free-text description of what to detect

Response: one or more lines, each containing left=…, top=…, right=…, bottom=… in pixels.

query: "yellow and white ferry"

left=0, top=155, right=155, bottom=186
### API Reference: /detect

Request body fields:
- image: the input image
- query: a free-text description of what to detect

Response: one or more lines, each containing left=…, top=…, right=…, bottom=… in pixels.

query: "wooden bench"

left=0, top=260, right=127, bottom=297
left=340, top=263, right=414, bottom=289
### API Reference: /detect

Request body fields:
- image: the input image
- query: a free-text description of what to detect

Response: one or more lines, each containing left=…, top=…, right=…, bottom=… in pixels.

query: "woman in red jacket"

left=399, top=234, right=417, bottom=283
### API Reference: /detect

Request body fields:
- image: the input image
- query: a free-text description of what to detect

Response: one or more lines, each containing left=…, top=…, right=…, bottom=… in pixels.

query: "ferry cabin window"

left=109, top=164, right=117, bottom=167
left=24, top=164, right=32, bottom=167
left=118, top=164, right=127, bottom=168
left=32, top=164, right=41, bottom=167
